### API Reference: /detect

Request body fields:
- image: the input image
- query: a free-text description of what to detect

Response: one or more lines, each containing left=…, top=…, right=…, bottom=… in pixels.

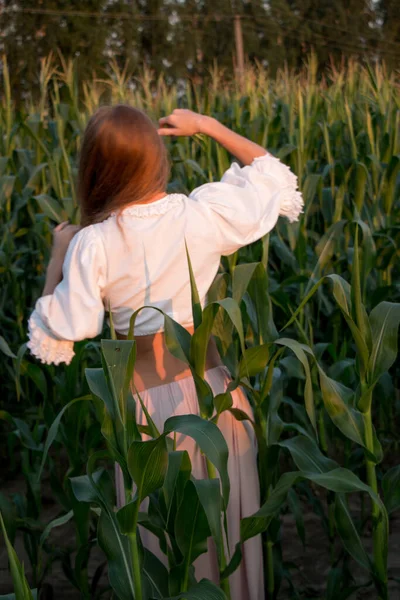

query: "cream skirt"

left=115, top=366, right=264, bottom=600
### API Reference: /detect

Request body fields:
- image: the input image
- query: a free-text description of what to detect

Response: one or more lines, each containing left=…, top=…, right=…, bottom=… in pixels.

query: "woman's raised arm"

left=158, top=109, right=269, bottom=165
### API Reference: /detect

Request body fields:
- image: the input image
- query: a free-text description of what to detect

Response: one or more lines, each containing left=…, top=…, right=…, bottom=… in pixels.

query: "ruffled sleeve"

left=189, top=153, right=303, bottom=256
left=27, top=225, right=106, bottom=366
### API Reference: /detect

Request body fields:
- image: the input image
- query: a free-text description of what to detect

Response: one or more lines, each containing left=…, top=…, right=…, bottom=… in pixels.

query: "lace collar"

left=116, top=193, right=185, bottom=218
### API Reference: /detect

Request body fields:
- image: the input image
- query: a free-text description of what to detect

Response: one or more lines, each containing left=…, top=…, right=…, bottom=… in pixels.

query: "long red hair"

left=78, top=105, right=169, bottom=226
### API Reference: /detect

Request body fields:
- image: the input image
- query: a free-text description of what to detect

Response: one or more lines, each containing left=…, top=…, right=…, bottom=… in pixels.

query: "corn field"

left=0, top=54, right=399, bottom=600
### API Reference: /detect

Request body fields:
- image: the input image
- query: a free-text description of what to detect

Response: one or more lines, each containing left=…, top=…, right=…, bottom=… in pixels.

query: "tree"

left=267, top=0, right=380, bottom=73
left=1, top=0, right=110, bottom=101
left=376, top=0, right=400, bottom=69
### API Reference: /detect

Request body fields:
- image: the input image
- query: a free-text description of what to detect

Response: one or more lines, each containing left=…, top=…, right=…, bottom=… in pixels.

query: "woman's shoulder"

left=73, top=223, right=101, bottom=244
left=68, top=223, right=108, bottom=259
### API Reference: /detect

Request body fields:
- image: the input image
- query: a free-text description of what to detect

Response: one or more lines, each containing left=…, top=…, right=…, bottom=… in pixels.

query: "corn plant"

left=0, top=510, right=37, bottom=600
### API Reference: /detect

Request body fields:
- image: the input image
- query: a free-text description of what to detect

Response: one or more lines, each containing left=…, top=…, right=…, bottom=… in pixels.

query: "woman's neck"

left=127, top=190, right=167, bottom=207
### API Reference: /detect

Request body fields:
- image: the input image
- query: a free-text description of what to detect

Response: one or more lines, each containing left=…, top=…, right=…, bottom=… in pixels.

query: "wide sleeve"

left=189, top=153, right=303, bottom=256
left=27, top=226, right=106, bottom=366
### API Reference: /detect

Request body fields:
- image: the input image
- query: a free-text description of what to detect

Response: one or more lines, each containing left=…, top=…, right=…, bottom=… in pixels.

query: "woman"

left=28, top=106, right=303, bottom=599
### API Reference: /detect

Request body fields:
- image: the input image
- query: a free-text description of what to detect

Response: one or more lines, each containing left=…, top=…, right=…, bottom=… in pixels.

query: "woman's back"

left=95, top=191, right=220, bottom=337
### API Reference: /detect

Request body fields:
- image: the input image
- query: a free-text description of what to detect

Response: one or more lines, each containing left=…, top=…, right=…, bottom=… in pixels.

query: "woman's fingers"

left=158, top=127, right=181, bottom=136
left=158, top=114, right=181, bottom=135
left=54, top=221, right=69, bottom=231
left=158, top=115, right=175, bottom=126
left=158, top=109, right=203, bottom=137
left=54, top=222, right=80, bottom=235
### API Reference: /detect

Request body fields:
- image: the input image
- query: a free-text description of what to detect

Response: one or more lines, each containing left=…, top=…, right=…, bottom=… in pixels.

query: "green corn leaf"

left=70, top=468, right=110, bottom=504
left=108, top=300, right=117, bottom=340
left=238, top=343, right=270, bottom=378
left=128, top=307, right=191, bottom=364
left=163, top=451, right=192, bottom=518
left=0, top=511, right=35, bottom=600
left=214, top=298, right=245, bottom=354
left=334, top=494, right=371, bottom=572
left=134, top=388, right=160, bottom=439
left=256, top=468, right=386, bottom=572
left=282, top=273, right=371, bottom=379
left=174, top=480, right=211, bottom=565
left=101, top=339, right=137, bottom=419
left=383, top=154, right=400, bottom=214
left=192, top=478, right=223, bottom=567
left=37, top=395, right=91, bottom=481
left=232, top=262, right=259, bottom=303
left=327, top=275, right=370, bottom=377
left=39, top=510, right=74, bottom=547
left=25, top=162, right=47, bottom=190
left=248, top=263, right=278, bottom=343
left=214, top=392, right=233, bottom=417
left=320, top=367, right=383, bottom=462
left=276, top=339, right=317, bottom=434
left=352, top=218, right=376, bottom=285
left=97, top=509, right=136, bottom=600
left=190, top=297, right=244, bottom=413
left=34, top=193, right=66, bottom=222
left=190, top=369, right=215, bottom=419
left=142, top=549, right=169, bottom=598
left=86, top=364, right=139, bottom=461
left=116, top=499, right=140, bottom=536
left=190, top=303, right=219, bottom=378
left=259, top=347, right=285, bottom=405
left=86, top=368, right=118, bottom=421
left=0, top=175, right=15, bottom=207
left=353, top=162, right=369, bottom=213
left=317, top=369, right=377, bottom=459
left=302, top=173, right=322, bottom=222
left=85, top=454, right=137, bottom=599
left=18, top=362, right=47, bottom=399
left=127, top=436, right=168, bottom=502
left=351, top=225, right=370, bottom=352
left=308, top=220, right=347, bottom=291
left=368, top=301, right=400, bottom=385
left=0, top=336, right=16, bottom=359
left=281, top=277, right=325, bottom=331
left=184, top=158, right=207, bottom=180
left=167, top=578, right=227, bottom=599
left=0, top=494, right=16, bottom=545
left=185, top=241, right=203, bottom=329
left=326, top=567, right=364, bottom=600
left=222, top=465, right=388, bottom=584
left=287, top=488, right=306, bottom=546
left=279, top=435, right=338, bottom=474
left=207, top=272, right=229, bottom=304
left=164, top=414, right=230, bottom=506
left=382, top=465, right=400, bottom=514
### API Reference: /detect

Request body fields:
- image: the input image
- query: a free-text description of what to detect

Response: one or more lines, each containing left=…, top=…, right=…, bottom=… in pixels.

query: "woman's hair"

left=78, top=105, right=169, bottom=226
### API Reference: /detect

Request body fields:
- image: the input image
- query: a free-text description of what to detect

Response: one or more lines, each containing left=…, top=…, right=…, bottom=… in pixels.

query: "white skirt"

left=115, top=366, right=264, bottom=600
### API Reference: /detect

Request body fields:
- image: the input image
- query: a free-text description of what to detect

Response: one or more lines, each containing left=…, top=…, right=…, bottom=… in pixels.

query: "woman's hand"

left=51, top=221, right=81, bottom=262
left=158, top=108, right=268, bottom=165
left=42, top=222, right=80, bottom=296
left=158, top=109, right=211, bottom=137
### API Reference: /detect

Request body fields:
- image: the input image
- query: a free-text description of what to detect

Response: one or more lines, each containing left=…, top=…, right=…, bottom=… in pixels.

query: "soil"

left=1, top=475, right=399, bottom=599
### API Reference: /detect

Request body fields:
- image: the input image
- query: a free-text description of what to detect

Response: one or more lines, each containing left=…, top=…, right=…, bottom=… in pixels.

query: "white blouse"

left=27, top=154, right=303, bottom=365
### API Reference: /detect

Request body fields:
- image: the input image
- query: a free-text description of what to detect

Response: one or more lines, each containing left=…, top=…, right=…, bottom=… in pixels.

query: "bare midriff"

left=116, top=325, right=223, bottom=393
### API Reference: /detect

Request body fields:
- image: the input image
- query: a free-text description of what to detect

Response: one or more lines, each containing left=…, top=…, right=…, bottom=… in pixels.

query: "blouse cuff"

left=251, top=154, right=304, bottom=223
left=27, top=310, right=75, bottom=366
